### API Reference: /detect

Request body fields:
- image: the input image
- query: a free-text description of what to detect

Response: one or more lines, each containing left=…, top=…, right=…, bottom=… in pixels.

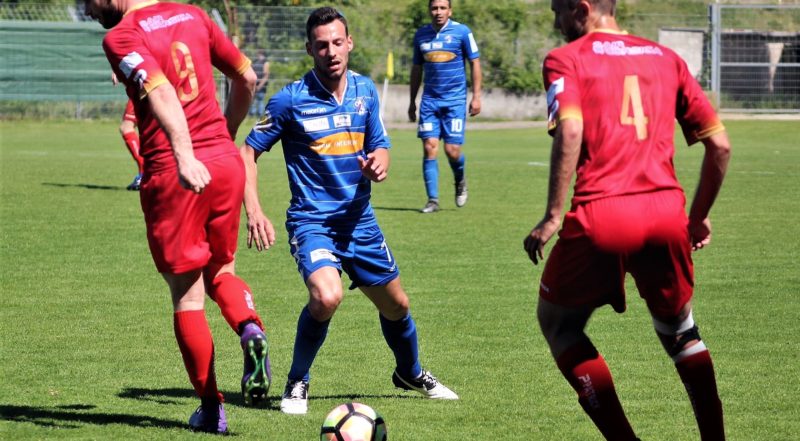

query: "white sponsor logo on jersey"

left=333, top=114, right=351, bottom=128
left=302, top=117, right=331, bottom=133
left=301, top=107, right=327, bottom=116
left=432, top=42, right=443, bottom=49
left=138, top=13, right=194, bottom=33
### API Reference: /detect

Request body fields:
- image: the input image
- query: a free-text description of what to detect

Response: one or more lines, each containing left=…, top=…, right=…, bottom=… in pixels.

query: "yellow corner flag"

left=386, top=51, right=394, bottom=80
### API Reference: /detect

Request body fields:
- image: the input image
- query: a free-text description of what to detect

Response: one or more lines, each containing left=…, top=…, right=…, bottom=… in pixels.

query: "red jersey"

left=102, top=1, right=251, bottom=174
left=543, top=30, right=725, bottom=205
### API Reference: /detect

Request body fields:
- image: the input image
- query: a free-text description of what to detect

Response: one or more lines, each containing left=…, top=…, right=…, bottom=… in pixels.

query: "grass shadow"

left=0, top=403, right=184, bottom=430
left=42, top=182, right=126, bottom=191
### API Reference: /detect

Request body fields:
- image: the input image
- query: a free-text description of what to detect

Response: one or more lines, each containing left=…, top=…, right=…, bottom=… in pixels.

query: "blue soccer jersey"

left=413, top=19, right=480, bottom=102
left=245, top=70, right=390, bottom=230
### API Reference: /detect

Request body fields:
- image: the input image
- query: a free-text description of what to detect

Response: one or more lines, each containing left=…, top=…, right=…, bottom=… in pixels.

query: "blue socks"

left=423, top=158, right=439, bottom=200
left=449, top=153, right=465, bottom=184
left=288, top=306, right=330, bottom=382
left=379, top=313, right=422, bottom=380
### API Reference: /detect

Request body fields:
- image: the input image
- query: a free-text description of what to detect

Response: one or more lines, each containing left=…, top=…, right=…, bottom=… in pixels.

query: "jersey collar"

left=125, top=0, right=159, bottom=16
left=590, top=28, right=629, bottom=36
left=310, top=69, right=349, bottom=106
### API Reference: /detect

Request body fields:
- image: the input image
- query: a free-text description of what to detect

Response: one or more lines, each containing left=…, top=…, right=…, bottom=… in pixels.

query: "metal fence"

left=1, top=3, right=798, bottom=118
left=710, top=4, right=800, bottom=112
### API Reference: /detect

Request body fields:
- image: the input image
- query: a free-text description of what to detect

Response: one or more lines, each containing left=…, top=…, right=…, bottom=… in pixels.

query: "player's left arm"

left=463, top=27, right=482, bottom=117
left=688, top=131, right=731, bottom=251
left=468, top=58, right=482, bottom=116
left=360, top=81, right=391, bottom=182
left=358, top=147, right=389, bottom=183
left=674, top=55, right=731, bottom=251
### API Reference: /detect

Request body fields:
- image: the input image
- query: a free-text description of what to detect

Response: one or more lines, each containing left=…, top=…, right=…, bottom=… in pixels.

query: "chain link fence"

left=1, top=2, right=798, bottom=118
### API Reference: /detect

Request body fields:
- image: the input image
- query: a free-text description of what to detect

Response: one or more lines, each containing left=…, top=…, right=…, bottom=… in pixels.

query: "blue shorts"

left=289, top=224, right=400, bottom=290
left=417, top=98, right=466, bottom=145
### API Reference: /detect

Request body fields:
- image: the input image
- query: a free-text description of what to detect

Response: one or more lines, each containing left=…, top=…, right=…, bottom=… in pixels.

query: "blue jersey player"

left=241, top=7, right=459, bottom=416
left=409, top=0, right=482, bottom=213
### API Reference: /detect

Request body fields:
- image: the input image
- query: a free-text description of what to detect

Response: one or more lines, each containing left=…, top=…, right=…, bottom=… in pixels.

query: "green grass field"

left=1, top=119, right=798, bottom=440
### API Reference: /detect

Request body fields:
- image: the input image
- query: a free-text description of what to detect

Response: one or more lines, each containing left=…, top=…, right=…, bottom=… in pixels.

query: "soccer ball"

left=320, top=402, right=387, bottom=441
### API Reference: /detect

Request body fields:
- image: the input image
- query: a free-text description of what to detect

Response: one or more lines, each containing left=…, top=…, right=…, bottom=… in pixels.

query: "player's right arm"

left=408, top=31, right=424, bottom=122
left=240, top=89, right=291, bottom=251
left=240, top=143, right=275, bottom=251
left=408, top=65, right=422, bottom=122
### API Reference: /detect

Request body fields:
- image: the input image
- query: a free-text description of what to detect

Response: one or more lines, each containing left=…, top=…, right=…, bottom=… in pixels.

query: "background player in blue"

left=408, top=0, right=482, bottom=213
left=240, top=7, right=459, bottom=416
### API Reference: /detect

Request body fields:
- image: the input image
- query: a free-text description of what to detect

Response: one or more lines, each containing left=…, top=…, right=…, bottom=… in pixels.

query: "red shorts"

left=122, top=100, right=137, bottom=123
left=140, top=153, right=244, bottom=274
left=540, top=190, right=694, bottom=318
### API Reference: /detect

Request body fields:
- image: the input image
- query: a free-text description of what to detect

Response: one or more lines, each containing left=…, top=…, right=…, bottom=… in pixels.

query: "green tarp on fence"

left=0, top=20, right=126, bottom=102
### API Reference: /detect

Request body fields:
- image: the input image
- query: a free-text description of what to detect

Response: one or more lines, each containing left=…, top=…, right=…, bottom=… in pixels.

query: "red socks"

left=173, top=310, right=222, bottom=402
left=556, top=342, right=637, bottom=441
left=122, top=131, right=144, bottom=174
left=675, top=349, right=725, bottom=441
left=209, top=273, right=264, bottom=333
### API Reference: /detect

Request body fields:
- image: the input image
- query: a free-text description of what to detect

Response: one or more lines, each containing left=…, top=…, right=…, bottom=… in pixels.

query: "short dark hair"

left=429, top=0, right=451, bottom=7
left=564, top=0, right=616, bottom=15
left=306, top=7, right=348, bottom=42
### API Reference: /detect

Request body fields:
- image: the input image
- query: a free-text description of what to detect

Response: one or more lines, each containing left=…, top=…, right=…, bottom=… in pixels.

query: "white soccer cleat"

left=455, top=178, right=468, bottom=207
left=392, top=369, right=459, bottom=400
left=280, top=379, right=309, bottom=415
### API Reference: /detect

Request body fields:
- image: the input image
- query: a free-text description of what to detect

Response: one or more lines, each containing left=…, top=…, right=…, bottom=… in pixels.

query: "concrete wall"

left=377, top=83, right=547, bottom=123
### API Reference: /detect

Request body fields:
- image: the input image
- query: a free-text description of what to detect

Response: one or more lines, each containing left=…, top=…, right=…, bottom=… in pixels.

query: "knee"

left=444, top=144, right=461, bottom=160
left=383, top=294, right=410, bottom=320
left=653, top=310, right=707, bottom=362
left=423, top=140, right=438, bottom=157
left=308, top=287, right=343, bottom=321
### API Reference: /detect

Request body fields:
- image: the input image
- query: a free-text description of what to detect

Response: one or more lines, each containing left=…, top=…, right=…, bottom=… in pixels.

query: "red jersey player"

left=85, top=0, right=277, bottom=434
left=120, top=99, right=144, bottom=190
left=524, top=1, right=731, bottom=440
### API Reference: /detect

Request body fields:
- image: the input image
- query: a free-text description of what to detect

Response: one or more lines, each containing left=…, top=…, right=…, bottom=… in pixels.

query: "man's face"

left=551, top=0, right=584, bottom=42
left=306, top=20, right=352, bottom=82
left=84, top=0, right=123, bottom=29
left=429, top=0, right=451, bottom=28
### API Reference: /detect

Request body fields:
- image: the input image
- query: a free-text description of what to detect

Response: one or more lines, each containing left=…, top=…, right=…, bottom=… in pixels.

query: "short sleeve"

left=103, top=29, right=168, bottom=100
left=462, top=25, right=480, bottom=61
left=543, top=50, right=582, bottom=136
left=675, top=57, right=725, bottom=145
left=364, top=81, right=391, bottom=152
left=245, top=88, right=291, bottom=153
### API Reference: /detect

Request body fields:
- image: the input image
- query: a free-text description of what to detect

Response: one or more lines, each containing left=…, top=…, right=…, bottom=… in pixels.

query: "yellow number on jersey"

left=620, top=75, right=648, bottom=141
left=171, top=42, right=199, bottom=103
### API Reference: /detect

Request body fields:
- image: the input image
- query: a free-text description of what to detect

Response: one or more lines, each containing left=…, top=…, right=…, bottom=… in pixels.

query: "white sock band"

left=653, top=310, right=695, bottom=335
left=672, top=341, right=707, bottom=363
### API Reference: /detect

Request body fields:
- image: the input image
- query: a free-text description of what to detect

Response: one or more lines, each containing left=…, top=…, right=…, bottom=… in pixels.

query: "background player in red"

left=119, top=99, right=144, bottom=190
left=85, top=0, right=275, bottom=434
left=112, top=73, right=145, bottom=190
left=524, top=0, right=731, bottom=440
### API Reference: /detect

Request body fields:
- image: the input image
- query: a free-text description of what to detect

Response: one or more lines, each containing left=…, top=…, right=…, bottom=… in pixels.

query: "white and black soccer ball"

left=320, top=402, right=387, bottom=441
